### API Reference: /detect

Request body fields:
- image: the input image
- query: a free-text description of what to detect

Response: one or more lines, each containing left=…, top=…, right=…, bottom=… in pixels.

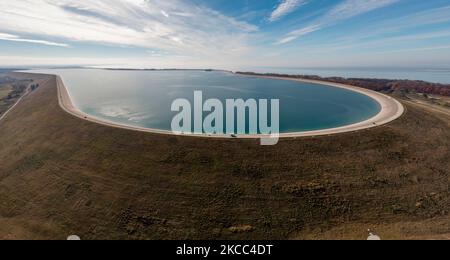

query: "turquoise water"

left=30, top=69, right=381, bottom=134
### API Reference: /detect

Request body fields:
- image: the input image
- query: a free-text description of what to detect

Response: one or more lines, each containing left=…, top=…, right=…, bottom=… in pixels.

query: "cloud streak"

left=277, top=0, right=400, bottom=44
left=0, top=32, right=69, bottom=47
left=0, top=0, right=258, bottom=59
left=269, top=0, right=307, bottom=22
left=323, top=0, right=400, bottom=24
left=275, top=25, right=320, bottom=44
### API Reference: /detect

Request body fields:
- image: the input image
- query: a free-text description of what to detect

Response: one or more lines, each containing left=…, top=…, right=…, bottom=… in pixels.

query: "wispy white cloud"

left=292, top=29, right=450, bottom=56
left=0, top=0, right=258, bottom=59
left=0, top=32, right=69, bottom=47
left=269, top=0, right=307, bottom=22
left=366, top=5, right=450, bottom=35
left=277, top=0, right=400, bottom=44
left=323, top=0, right=400, bottom=24
left=0, top=0, right=448, bottom=69
left=161, top=10, right=169, bottom=18
left=276, top=24, right=321, bottom=44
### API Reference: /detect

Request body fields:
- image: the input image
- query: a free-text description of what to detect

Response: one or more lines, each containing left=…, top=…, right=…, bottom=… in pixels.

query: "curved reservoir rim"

left=40, top=70, right=404, bottom=138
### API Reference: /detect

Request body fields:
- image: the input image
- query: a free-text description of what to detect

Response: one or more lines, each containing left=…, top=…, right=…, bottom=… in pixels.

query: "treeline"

left=236, top=72, right=450, bottom=97
left=0, top=76, right=17, bottom=85
left=0, top=76, right=33, bottom=101
left=5, top=84, right=27, bottom=100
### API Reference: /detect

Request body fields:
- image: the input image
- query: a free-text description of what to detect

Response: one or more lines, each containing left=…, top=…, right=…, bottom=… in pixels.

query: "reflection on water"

left=29, top=69, right=381, bottom=134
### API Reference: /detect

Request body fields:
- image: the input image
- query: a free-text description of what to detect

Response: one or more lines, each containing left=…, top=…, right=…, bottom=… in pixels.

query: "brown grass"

left=0, top=85, right=12, bottom=99
left=0, top=73, right=448, bottom=240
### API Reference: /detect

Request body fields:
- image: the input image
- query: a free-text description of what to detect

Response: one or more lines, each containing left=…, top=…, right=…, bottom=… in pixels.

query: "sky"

left=0, top=0, right=450, bottom=69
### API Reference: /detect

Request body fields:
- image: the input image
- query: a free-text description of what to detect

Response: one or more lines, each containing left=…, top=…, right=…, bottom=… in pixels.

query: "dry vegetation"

left=0, top=74, right=33, bottom=116
left=0, top=73, right=448, bottom=240
left=0, top=85, right=12, bottom=100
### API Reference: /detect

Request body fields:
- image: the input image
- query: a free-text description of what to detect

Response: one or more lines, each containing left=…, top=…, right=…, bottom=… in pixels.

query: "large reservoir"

left=30, top=69, right=381, bottom=134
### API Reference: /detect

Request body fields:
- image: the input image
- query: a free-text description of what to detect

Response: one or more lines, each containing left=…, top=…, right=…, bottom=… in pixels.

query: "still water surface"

left=30, top=69, right=381, bottom=134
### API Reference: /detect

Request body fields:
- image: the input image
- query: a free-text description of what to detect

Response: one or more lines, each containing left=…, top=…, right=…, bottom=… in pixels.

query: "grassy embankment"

left=0, top=73, right=448, bottom=240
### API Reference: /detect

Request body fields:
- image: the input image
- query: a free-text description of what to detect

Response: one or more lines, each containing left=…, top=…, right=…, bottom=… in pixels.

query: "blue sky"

left=0, top=0, right=450, bottom=69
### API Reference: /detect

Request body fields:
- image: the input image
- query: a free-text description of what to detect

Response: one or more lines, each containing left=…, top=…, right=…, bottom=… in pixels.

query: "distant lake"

left=243, top=67, right=450, bottom=84
left=28, top=69, right=381, bottom=134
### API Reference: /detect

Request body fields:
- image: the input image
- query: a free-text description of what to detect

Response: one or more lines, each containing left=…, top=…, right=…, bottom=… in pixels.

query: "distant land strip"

left=236, top=72, right=450, bottom=97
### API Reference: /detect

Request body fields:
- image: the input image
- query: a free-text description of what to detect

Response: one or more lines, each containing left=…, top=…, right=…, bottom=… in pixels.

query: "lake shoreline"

left=55, top=71, right=404, bottom=139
